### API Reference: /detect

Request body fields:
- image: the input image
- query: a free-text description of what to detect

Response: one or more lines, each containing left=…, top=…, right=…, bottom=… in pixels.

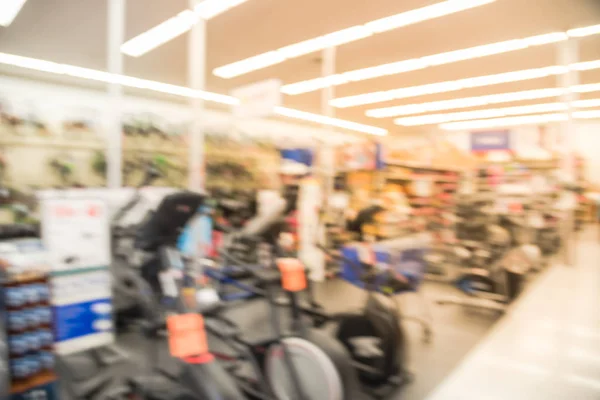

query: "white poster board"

left=41, top=195, right=113, bottom=355
left=231, top=79, right=282, bottom=119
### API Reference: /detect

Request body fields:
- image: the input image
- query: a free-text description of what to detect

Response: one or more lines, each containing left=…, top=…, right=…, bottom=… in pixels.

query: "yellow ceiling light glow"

left=213, top=0, right=496, bottom=78
left=0, top=52, right=386, bottom=136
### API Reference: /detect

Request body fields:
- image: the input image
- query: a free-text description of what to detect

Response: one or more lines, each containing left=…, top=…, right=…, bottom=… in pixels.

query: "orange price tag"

left=167, top=314, right=209, bottom=359
left=277, top=258, right=307, bottom=292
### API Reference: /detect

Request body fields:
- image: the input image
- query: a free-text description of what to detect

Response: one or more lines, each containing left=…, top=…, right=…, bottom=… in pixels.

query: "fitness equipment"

left=126, top=246, right=246, bottom=400
left=317, top=245, right=416, bottom=392
left=205, top=196, right=290, bottom=301
left=437, top=244, right=539, bottom=312
left=201, top=256, right=372, bottom=400
left=209, top=241, right=415, bottom=399
left=125, top=189, right=340, bottom=400
left=111, top=161, right=163, bottom=329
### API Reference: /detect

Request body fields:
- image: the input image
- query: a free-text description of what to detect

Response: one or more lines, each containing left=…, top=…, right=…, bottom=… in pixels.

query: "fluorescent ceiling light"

left=282, top=21, right=600, bottom=96
left=194, top=0, right=248, bottom=19
left=367, top=88, right=566, bottom=118
left=439, top=110, right=600, bottom=130
left=567, top=24, right=600, bottom=38
left=213, top=0, right=496, bottom=78
left=395, top=102, right=569, bottom=126
left=274, top=107, right=387, bottom=136
left=573, top=109, right=600, bottom=119
left=121, top=0, right=249, bottom=57
left=574, top=83, right=600, bottom=93
left=0, top=52, right=386, bottom=136
left=364, top=0, right=494, bottom=33
left=121, top=10, right=199, bottom=57
left=574, top=98, right=600, bottom=108
left=368, top=83, right=600, bottom=118
left=332, top=60, right=600, bottom=108
left=0, top=0, right=27, bottom=27
left=571, top=60, right=600, bottom=71
left=440, top=113, right=568, bottom=130
left=282, top=32, right=568, bottom=95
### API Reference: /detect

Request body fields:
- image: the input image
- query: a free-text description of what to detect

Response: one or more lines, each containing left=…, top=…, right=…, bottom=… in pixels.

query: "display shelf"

left=0, top=135, right=104, bottom=150
left=123, top=145, right=185, bottom=156
left=385, top=160, right=465, bottom=172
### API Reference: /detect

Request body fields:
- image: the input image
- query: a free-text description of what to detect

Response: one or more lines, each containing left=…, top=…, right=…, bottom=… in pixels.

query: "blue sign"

left=53, top=298, right=112, bottom=343
left=470, top=130, right=511, bottom=152
left=280, top=148, right=314, bottom=167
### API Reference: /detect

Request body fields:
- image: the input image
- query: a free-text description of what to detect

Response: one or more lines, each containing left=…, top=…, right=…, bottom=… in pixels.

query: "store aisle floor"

left=425, top=230, right=600, bottom=400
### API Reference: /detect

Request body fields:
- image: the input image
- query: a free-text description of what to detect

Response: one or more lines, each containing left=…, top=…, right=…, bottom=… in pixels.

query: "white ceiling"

left=1, top=0, right=600, bottom=135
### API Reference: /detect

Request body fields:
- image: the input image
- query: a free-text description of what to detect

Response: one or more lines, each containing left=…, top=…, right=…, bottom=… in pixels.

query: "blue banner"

left=470, top=130, right=511, bottom=152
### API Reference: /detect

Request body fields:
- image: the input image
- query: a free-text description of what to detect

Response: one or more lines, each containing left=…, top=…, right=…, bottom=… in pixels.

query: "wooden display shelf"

left=10, top=371, right=56, bottom=394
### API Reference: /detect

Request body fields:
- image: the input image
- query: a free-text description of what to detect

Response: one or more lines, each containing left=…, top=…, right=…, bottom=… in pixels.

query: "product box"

left=0, top=238, right=57, bottom=400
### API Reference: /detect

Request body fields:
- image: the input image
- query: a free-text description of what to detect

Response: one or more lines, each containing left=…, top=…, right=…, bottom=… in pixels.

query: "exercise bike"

left=125, top=191, right=358, bottom=400
left=206, top=243, right=414, bottom=399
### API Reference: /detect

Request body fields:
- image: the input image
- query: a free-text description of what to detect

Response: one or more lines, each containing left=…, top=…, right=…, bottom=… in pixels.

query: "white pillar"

left=557, top=39, right=580, bottom=267
left=320, top=47, right=337, bottom=193
left=188, top=0, right=206, bottom=192
left=106, top=0, right=125, bottom=188
left=557, top=39, right=579, bottom=180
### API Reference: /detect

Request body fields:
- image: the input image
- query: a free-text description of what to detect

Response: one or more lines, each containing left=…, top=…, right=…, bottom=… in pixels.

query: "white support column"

left=557, top=39, right=580, bottom=267
left=106, top=0, right=125, bottom=188
left=557, top=39, right=580, bottom=180
left=188, top=0, right=206, bottom=191
left=320, top=46, right=337, bottom=194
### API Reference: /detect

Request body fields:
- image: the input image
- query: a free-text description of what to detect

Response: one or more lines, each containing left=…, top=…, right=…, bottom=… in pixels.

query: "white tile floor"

left=426, top=231, right=600, bottom=400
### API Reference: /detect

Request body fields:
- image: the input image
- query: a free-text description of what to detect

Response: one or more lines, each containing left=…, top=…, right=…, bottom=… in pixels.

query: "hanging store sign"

left=337, top=142, right=382, bottom=171
left=470, top=130, right=511, bottom=152
left=231, top=79, right=282, bottom=119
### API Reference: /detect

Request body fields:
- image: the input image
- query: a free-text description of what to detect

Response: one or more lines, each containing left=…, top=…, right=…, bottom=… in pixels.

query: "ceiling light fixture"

left=121, top=10, right=200, bottom=57
left=283, top=21, right=600, bottom=95
left=282, top=32, right=569, bottom=95
left=574, top=98, right=600, bottom=108
left=440, top=113, right=568, bottom=130
left=367, top=88, right=566, bottom=118
left=567, top=24, right=600, bottom=38
left=274, top=107, right=387, bottom=136
left=573, top=109, right=600, bottom=119
left=0, top=0, right=27, bottom=27
left=0, top=52, right=386, bottom=136
left=395, top=102, right=570, bottom=126
left=213, top=0, right=496, bottom=78
left=193, top=0, right=248, bottom=19
left=121, top=0, right=250, bottom=57
left=332, top=60, right=600, bottom=108
left=439, top=110, right=600, bottom=130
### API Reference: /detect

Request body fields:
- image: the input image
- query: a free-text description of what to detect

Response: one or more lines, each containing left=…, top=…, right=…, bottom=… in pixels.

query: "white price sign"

left=42, top=198, right=110, bottom=271
left=41, top=195, right=113, bottom=355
